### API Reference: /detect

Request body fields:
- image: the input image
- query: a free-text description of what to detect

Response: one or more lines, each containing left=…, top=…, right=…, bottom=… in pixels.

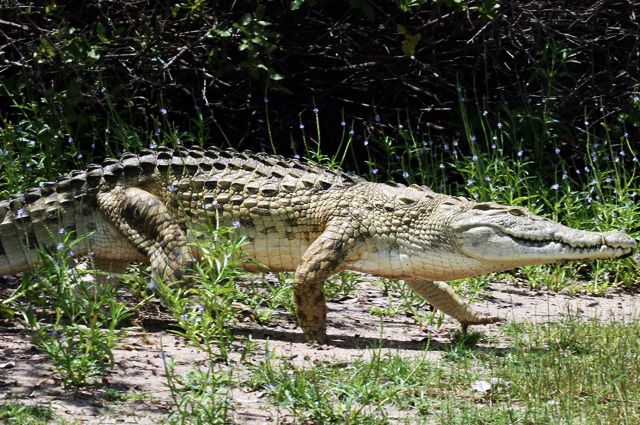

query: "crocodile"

left=0, top=146, right=636, bottom=343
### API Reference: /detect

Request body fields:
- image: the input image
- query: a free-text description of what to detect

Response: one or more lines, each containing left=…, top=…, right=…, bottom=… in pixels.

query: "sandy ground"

left=1, top=278, right=640, bottom=424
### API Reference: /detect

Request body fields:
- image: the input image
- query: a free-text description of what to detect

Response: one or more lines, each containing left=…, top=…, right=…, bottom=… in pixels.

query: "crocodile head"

left=450, top=202, right=636, bottom=270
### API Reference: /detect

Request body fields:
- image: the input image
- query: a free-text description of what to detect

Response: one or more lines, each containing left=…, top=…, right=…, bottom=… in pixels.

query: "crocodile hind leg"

left=294, top=226, right=351, bottom=344
left=96, top=187, right=195, bottom=284
left=405, top=279, right=503, bottom=329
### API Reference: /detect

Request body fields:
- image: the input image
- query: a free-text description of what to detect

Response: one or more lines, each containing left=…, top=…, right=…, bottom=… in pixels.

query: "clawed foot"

left=460, top=315, right=505, bottom=334
left=303, top=331, right=329, bottom=346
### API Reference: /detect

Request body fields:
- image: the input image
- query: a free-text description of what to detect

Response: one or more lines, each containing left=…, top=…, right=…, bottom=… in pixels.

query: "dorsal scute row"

left=0, top=146, right=364, bottom=224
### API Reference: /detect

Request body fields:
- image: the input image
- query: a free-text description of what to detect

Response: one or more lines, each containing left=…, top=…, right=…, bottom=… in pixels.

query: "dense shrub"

left=1, top=0, right=638, bottom=160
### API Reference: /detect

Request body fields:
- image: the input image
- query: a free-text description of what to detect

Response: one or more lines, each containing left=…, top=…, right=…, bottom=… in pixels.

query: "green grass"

left=0, top=403, right=54, bottom=425
left=250, top=318, right=640, bottom=424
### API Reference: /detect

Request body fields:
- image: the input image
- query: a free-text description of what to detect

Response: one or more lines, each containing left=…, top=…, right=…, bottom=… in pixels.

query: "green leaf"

left=269, top=72, right=284, bottom=81
left=290, top=0, right=306, bottom=10
left=96, top=22, right=109, bottom=43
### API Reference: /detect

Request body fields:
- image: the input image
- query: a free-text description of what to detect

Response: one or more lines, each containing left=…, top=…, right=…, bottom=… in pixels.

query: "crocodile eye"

left=508, top=208, right=525, bottom=217
left=472, top=203, right=494, bottom=211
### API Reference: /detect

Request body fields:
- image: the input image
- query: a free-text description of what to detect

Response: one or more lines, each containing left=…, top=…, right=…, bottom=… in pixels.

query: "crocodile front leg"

left=405, top=279, right=503, bottom=328
left=294, top=226, right=352, bottom=344
left=96, top=187, right=195, bottom=283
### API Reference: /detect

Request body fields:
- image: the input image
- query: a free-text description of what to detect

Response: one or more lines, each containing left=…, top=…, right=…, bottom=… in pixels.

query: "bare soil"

left=1, top=279, right=639, bottom=424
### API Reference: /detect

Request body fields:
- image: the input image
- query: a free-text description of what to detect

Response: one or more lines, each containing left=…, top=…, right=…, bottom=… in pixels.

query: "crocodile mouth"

left=505, top=231, right=635, bottom=258
left=457, top=224, right=636, bottom=263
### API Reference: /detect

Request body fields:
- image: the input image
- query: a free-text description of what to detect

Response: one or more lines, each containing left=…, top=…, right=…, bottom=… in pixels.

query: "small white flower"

left=204, top=200, right=219, bottom=210
left=232, top=220, right=242, bottom=228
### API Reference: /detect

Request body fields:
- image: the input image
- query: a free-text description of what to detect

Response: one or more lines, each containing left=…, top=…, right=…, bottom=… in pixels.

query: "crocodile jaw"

left=453, top=212, right=636, bottom=267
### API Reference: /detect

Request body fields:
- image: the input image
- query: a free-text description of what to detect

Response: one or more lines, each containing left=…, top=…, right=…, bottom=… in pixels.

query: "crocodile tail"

left=0, top=190, right=94, bottom=276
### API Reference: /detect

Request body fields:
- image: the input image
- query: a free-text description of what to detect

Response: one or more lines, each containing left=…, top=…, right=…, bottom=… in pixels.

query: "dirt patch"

left=1, top=280, right=639, bottom=424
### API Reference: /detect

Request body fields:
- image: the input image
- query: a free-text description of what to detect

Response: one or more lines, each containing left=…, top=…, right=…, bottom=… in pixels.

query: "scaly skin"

left=0, top=147, right=636, bottom=343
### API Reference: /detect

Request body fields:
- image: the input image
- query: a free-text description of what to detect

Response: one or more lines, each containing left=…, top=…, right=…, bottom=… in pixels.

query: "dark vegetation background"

left=1, top=0, right=638, bottom=177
